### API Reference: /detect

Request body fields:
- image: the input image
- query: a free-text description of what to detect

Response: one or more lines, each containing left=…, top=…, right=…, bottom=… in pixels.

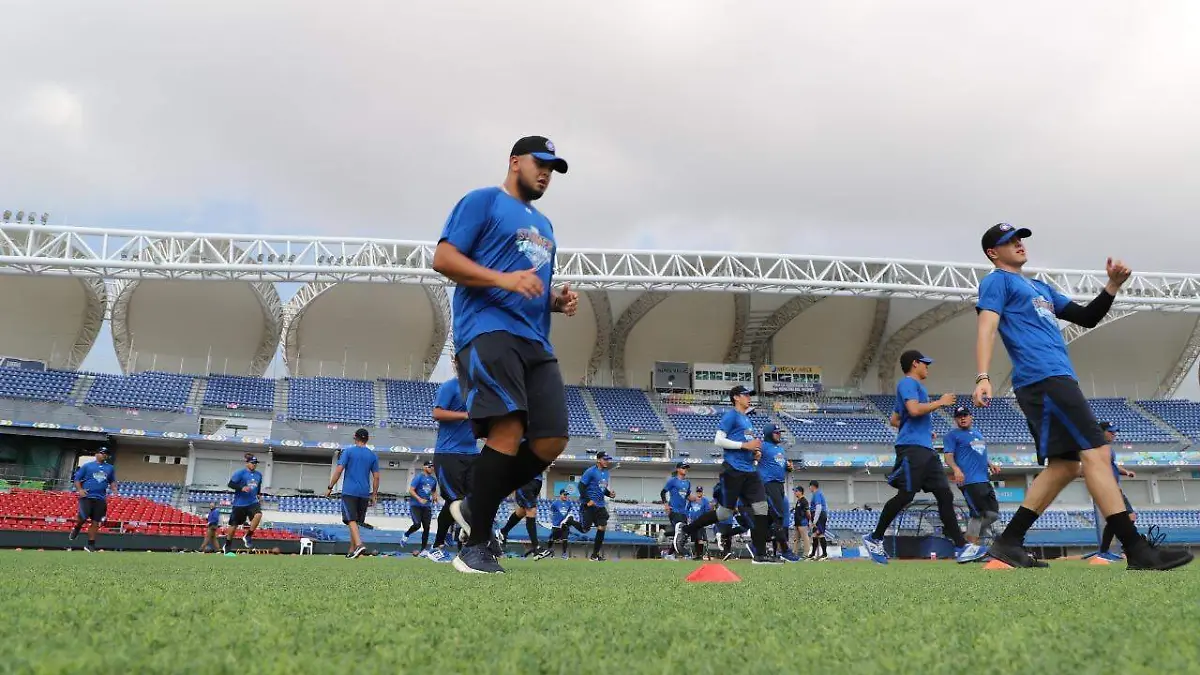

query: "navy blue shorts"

left=887, top=445, right=951, bottom=494
left=342, top=495, right=369, bottom=525
left=434, top=453, right=476, bottom=503
left=77, top=497, right=106, bottom=522
left=960, top=482, right=999, bottom=518
left=456, top=332, right=568, bottom=440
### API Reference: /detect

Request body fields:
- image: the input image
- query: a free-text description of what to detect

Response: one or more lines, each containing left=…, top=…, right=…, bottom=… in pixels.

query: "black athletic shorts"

left=434, top=452, right=477, bottom=503
left=515, top=477, right=542, bottom=509
left=812, top=513, right=828, bottom=537
left=456, top=332, right=568, bottom=440
left=887, top=445, right=951, bottom=494
left=409, top=501, right=432, bottom=525
left=229, top=503, right=262, bottom=526
left=580, top=504, right=610, bottom=529
left=1014, top=375, right=1106, bottom=464
left=764, top=482, right=788, bottom=520
left=77, top=497, right=106, bottom=523
left=960, top=482, right=999, bottom=518
left=716, top=465, right=766, bottom=509
left=1122, top=491, right=1135, bottom=515
left=342, top=495, right=370, bottom=525
left=689, top=524, right=708, bottom=542
left=668, top=512, right=688, bottom=530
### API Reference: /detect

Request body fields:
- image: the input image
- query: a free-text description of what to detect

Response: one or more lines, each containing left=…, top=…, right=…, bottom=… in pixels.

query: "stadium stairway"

left=373, top=380, right=389, bottom=425
left=188, top=377, right=208, bottom=410
left=68, top=375, right=95, bottom=404
left=578, top=389, right=610, bottom=437
left=649, top=398, right=682, bottom=439
left=273, top=379, right=289, bottom=417
left=1131, top=400, right=1193, bottom=444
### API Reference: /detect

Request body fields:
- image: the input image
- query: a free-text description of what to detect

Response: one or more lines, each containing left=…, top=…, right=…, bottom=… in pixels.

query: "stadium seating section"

left=0, top=368, right=78, bottom=403
left=669, top=408, right=772, bottom=442
left=384, top=379, right=439, bottom=429
left=288, top=377, right=374, bottom=425
left=586, top=387, right=665, bottom=433
left=203, top=374, right=275, bottom=411
left=565, top=386, right=600, bottom=437
left=1137, top=400, right=1200, bottom=441
left=85, top=371, right=194, bottom=411
left=779, top=416, right=896, bottom=444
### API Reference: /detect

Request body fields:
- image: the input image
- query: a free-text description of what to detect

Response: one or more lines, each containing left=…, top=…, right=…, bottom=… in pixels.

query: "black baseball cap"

left=511, top=136, right=568, bottom=173
left=695, top=486, right=704, bottom=493
left=559, top=489, right=569, bottom=496
left=981, top=223, right=1032, bottom=253
left=900, top=349, right=934, bottom=373
left=729, top=385, right=754, bottom=399
left=1100, top=421, right=1120, bottom=433
left=953, top=406, right=971, bottom=418
left=596, top=451, right=613, bottom=462
left=675, top=461, right=690, bottom=469
left=245, top=456, right=260, bottom=465
left=423, top=460, right=434, bottom=467
left=354, top=428, right=369, bottom=441
left=94, top=446, right=110, bottom=456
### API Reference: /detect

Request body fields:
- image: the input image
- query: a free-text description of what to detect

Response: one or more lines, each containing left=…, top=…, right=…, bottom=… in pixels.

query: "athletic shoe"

left=1097, top=551, right=1124, bottom=562
left=560, top=553, right=569, bottom=560
left=672, top=526, right=687, bottom=556
left=241, top=534, right=252, bottom=549
left=448, top=499, right=472, bottom=536
left=68, top=527, right=80, bottom=541
left=427, top=547, right=454, bottom=563
left=1125, top=533, right=1193, bottom=571
left=987, top=540, right=1048, bottom=568
left=862, top=534, right=889, bottom=565
left=452, top=543, right=505, bottom=574
left=532, top=548, right=554, bottom=561
left=350, top=545, right=367, bottom=559
left=497, top=531, right=508, bottom=547
left=955, top=543, right=988, bottom=564
left=722, top=551, right=736, bottom=562
left=83, top=545, right=94, bottom=553
left=752, top=554, right=784, bottom=565
left=662, top=553, right=676, bottom=561
left=781, top=552, right=801, bottom=563
left=588, top=554, right=607, bottom=562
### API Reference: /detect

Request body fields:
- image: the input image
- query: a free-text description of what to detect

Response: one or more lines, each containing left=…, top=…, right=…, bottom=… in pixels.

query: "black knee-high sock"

left=997, top=506, right=1039, bottom=546
left=525, top=516, right=539, bottom=549
left=560, top=529, right=569, bottom=555
left=467, top=447, right=520, bottom=546
left=694, top=541, right=704, bottom=558
left=501, top=512, right=522, bottom=536
left=511, top=441, right=554, bottom=492
left=434, top=507, right=454, bottom=547
left=405, top=521, right=421, bottom=537
left=1100, top=524, right=1115, bottom=552
left=592, top=529, right=605, bottom=556
left=933, top=488, right=968, bottom=548
left=564, top=515, right=586, bottom=533
left=1106, top=511, right=1141, bottom=551
left=751, top=514, right=770, bottom=557
left=687, top=509, right=720, bottom=534
left=872, top=491, right=916, bottom=539
left=820, top=537, right=828, bottom=556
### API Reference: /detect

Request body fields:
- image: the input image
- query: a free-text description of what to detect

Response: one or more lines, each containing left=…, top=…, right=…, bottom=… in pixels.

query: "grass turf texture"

left=1, top=552, right=1199, bottom=674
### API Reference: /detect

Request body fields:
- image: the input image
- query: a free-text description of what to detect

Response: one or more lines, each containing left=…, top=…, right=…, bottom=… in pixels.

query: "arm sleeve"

left=660, top=480, right=670, bottom=503
left=812, top=499, right=825, bottom=522
left=975, top=273, right=1006, bottom=315
left=438, top=190, right=493, bottom=255
left=227, top=470, right=242, bottom=491
left=1055, top=289, right=1115, bottom=329
left=714, top=430, right=744, bottom=450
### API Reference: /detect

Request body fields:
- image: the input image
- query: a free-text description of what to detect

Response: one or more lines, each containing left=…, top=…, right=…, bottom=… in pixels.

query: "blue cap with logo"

left=511, top=136, right=568, bottom=173
left=982, top=222, right=1032, bottom=253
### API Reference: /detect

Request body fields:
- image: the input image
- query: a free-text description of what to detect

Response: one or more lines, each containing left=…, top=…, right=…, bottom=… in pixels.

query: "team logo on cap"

left=999, top=223, right=1013, bottom=231
left=545, top=140, right=555, bottom=153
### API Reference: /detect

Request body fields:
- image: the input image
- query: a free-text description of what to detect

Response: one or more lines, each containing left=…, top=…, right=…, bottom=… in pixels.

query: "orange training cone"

left=686, top=563, right=742, bottom=583
left=1088, top=556, right=1112, bottom=566
left=983, top=559, right=1013, bottom=570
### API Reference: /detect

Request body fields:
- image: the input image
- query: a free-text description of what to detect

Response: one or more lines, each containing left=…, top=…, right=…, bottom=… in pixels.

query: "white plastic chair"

left=299, top=537, right=313, bottom=555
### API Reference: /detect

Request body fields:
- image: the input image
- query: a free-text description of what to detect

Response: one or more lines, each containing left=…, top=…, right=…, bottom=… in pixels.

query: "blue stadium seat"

left=0, top=368, right=79, bottom=403
left=585, top=387, right=665, bottom=433
left=204, top=374, right=275, bottom=412
left=383, top=379, right=440, bottom=429
left=287, top=377, right=374, bottom=425
left=1087, top=398, right=1174, bottom=443
left=84, top=371, right=194, bottom=411
left=1136, top=400, right=1200, bottom=441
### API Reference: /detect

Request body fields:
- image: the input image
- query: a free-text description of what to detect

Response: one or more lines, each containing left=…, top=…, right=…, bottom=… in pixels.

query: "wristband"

left=975, top=373, right=990, bottom=383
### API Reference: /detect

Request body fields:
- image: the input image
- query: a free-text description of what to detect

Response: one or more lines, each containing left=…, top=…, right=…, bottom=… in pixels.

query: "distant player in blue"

left=430, top=375, right=479, bottom=562
left=434, top=135, right=578, bottom=575
left=200, top=502, right=221, bottom=553
left=68, top=446, right=117, bottom=552
left=326, top=427, right=381, bottom=559
left=684, top=490, right=712, bottom=560
left=758, top=424, right=798, bottom=561
left=942, top=407, right=1001, bottom=546
left=547, top=490, right=576, bottom=559
left=807, top=481, right=829, bottom=560
left=225, top=454, right=264, bottom=553
left=498, top=471, right=552, bottom=560
left=1088, top=422, right=1139, bottom=562
left=677, top=385, right=779, bottom=564
left=562, top=451, right=616, bottom=561
left=862, top=350, right=984, bottom=566
left=660, top=461, right=691, bottom=557
left=974, top=223, right=1190, bottom=571
left=404, top=460, right=439, bottom=555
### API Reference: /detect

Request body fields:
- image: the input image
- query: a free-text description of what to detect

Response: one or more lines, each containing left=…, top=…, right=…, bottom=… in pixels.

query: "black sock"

left=88, top=537, right=96, bottom=547
left=751, top=514, right=770, bottom=557
left=820, top=538, right=828, bottom=556
left=1100, top=524, right=1115, bottom=553
left=688, top=510, right=720, bottom=534
left=511, top=441, right=554, bottom=492
left=694, top=541, right=704, bottom=558
left=1106, top=511, right=1140, bottom=551
left=525, top=517, right=539, bottom=549
left=466, top=447, right=519, bottom=546
left=934, top=488, right=968, bottom=548
left=872, top=491, right=915, bottom=539
left=433, top=507, right=454, bottom=547
left=501, top=512, right=522, bottom=536
left=593, top=529, right=605, bottom=556
left=421, top=527, right=430, bottom=550
left=997, top=506, right=1039, bottom=546
left=561, top=530, right=569, bottom=555
left=405, top=522, right=420, bottom=537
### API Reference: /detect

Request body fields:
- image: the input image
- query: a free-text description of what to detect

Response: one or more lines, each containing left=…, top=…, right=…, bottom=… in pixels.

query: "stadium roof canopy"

left=2, top=222, right=1200, bottom=396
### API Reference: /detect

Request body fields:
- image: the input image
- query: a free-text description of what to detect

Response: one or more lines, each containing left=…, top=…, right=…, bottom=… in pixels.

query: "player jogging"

left=429, top=376, right=480, bottom=563
left=684, top=491, right=712, bottom=560
left=200, top=502, right=221, bottom=553
left=759, top=424, right=799, bottom=562
left=792, top=486, right=811, bottom=559
left=942, top=407, right=1001, bottom=546
left=405, top=460, right=438, bottom=555
left=225, top=455, right=264, bottom=553
left=861, top=350, right=986, bottom=565
left=676, top=385, right=781, bottom=564
left=661, top=462, right=691, bottom=558
left=974, top=223, right=1191, bottom=570
left=68, top=446, right=116, bottom=552
left=1084, top=422, right=1138, bottom=562
left=547, top=490, right=575, bottom=559
left=575, top=451, right=616, bottom=561
left=807, top=481, right=829, bottom=560
left=498, top=472, right=553, bottom=560
left=326, top=428, right=380, bottom=559
left=434, top=135, right=577, bottom=575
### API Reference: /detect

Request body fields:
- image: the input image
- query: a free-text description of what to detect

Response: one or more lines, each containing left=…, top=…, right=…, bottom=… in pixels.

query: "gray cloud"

left=2, top=1, right=1200, bottom=273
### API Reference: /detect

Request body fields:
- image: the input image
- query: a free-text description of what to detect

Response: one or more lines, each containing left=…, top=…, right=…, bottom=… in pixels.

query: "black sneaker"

left=82, top=545, right=94, bottom=553
left=723, top=551, right=736, bottom=561
left=1126, top=528, right=1194, bottom=571
left=672, top=525, right=687, bottom=556
left=752, top=554, right=784, bottom=565
left=68, top=527, right=80, bottom=542
left=588, top=554, right=607, bottom=562
left=532, top=548, right=553, bottom=561
left=987, top=540, right=1048, bottom=568
left=452, top=543, right=505, bottom=574
left=350, top=545, right=367, bottom=559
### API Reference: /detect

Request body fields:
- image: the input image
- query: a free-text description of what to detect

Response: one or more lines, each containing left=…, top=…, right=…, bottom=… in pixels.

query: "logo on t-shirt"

left=1032, top=295, right=1056, bottom=322
left=516, top=226, right=553, bottom=271
left=92, top=472, right=106, bottom=482
left=970, top=440, right=987, bottom=455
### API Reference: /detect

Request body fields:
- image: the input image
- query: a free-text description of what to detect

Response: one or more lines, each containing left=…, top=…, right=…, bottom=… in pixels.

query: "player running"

left=68, top=446, right=117, bottom=552
left=807, top=481, right=829, bottom=560
left=404, top=460, right=438, bottom=555
left=576, top=452, right=616, bottom=561
left=942, top=407, right=1001, bottom=546
left=661, top=462, right=692, bottom=558
left=547, top=490, right=576, bottom=559
left=434, top=135, right=577, bottom=575
left=974, top=223, right=1191, bottom=570
left=200, top=502, right=221, bottom=553
left=683, top=490, right=712, bottom=560
left=224, top=455, right=264, bottom=553
left=428, top=376, right=480, bottom=563
left=676, top=385, right=781, bottom=564
left=792, top=485, right=811, bottom=559
left=1085, top=422, right=1138, bottom=562
left=759, top=424, right=799, bottom=562
left=498, top=473, right=553, bottom=560
left=326, top=428, right=380, bottom=559
left=862, top=351, right=986, bottom=565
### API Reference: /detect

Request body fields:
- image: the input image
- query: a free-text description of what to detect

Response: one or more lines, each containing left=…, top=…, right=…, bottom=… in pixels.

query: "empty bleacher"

left=0, top=368, right=79, bottom=403
left=778, top=416, right=895, bottom=444
left=1138, top=400, right=1200, bottom=441
left=586, top=387, right=665, bottom=433
left=117, top=482, right=178, bottom=505
left=565, top=386, right=600, bottom=437
left=384, top=379, right=439, bottom=429
left=203, top=374, right=275, bottom=412
left=1087, top=398, right=1175, bottom=443
left=287, top=377, right=374, bottom=425
left=84, top=372, right=194, bottom=411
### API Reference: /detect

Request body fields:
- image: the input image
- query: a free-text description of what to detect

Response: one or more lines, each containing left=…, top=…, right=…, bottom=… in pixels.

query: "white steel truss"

left=5, top=224, right=1200, bottom=310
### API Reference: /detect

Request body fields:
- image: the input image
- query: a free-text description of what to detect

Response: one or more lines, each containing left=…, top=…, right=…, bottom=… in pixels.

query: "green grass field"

left=1, top=551, right=1198, bottom=674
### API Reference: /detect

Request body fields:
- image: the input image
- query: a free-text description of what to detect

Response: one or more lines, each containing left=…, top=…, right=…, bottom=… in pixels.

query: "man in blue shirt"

left=429, top=376, right=480, bottom=562
left=404, top=460, right=439, bottom=555
left=200, top=502, right=221, bottom=553
left=68, top=446, right=117, bottom=552
left=807, top=481, right=829, bottom=560
left=942, top=407, right=1001, bottom=546
left=684, top=490, right=712, bottom=560
left=225, top=454, right=264, bottom=553
left=660, top=461, right=692, bottom=556
left=758, top=424, right=799, bottom=562
left=676, top=385, right=779, bottom=564
left=563, top=451, right=616, bottom=561
left=547, top=490, right=576, bottom=559
left=498, top=472, right=553, bottom=560
left=862, top=350, right=985, bottom=565
left=326, top=427, right=381, bottom=559
left=1089, top=422, right=1139, bottom=561
left=434, top=136, right=579, bottom=574
left=974, top=223, right=1190, bottom=570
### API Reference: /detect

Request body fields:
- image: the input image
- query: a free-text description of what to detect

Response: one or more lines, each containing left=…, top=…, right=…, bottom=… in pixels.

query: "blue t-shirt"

left=758, top=441, right=788, bottom=483
left=550, top=500, right=573, bottom=527
left=434, top=379, right=478, bottom=455
left=718, top=409, right=758, bottom=472
left=578, top=466, right=611, bottom=507
left=895, top=376, right=934, bottom=450
left=944, top=428, right=990, bottom=485
left=410, top=473, right=437, bottom=505
left=663, top=476, right=691, bottom=512
left=229, top=469, right=263, bottom=507
left=439, top=187, right=558, bottom=353
left=338, top=444, right=380, bottom=498
left=686, top=497, right=711, bottom=523
left=73, top=461, right=115, bottom=499
left=207, top=508, right=221, bottom=526
left=810, top=490, right=827, bottom=520
left=976, top=269, right=1076, bottom=389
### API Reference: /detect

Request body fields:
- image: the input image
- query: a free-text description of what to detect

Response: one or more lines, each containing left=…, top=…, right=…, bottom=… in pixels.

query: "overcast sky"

left=4, top=1, right=1200, bottom=385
